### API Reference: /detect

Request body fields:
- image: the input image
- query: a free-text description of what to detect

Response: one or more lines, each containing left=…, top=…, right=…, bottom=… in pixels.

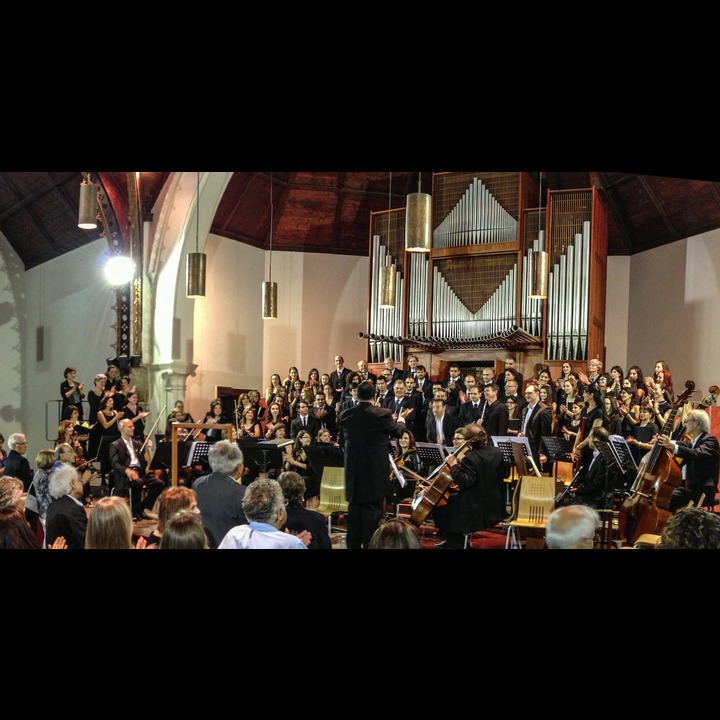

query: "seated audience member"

left=658, top=506, right=720, bottom=549
left=192, top=440, right=247, bottom=549
left=85, top=495, right=136, bottom=549
left=217, top=477, right=309, bottom=549
left=368, top=517, right=421, bottom=549
left=278, top=470, right=332, bottom=549
left=159, top=510, right=210, bottom=549
left=46, top=464, right=88, bottom=550
left=544, top=504, right=601, bottom=549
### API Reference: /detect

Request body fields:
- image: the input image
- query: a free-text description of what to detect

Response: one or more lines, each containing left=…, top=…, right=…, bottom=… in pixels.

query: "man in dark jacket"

left=432, top=423, right=509, bottom=549
left=338, top=380, right=406, bottom=549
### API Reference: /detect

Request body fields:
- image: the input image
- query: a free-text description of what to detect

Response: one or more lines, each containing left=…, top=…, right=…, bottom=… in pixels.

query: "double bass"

left=618, top=380, right=695, bottom=545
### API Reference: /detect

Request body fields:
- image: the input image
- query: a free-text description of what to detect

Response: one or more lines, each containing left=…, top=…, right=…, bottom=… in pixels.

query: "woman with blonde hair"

left=85, top=496, right=135, bottom=549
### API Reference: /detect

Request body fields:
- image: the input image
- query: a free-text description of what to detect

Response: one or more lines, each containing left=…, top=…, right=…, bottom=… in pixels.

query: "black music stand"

left=492, top=436, right=527, bottom=508
left=96, top=434, right=120, bottom=487
left=608, top=434, right=638, bottom=475
left=150, top=440, right=192, bottom=471
left=415, top=442, right=446, bottom=475
left=542, top=435, right=574, bottom=480
left=305, top=443, right=344, bottom=498
left=237, top=438, right=282, bottom=481
left=188, top=441, right=211, bottom=471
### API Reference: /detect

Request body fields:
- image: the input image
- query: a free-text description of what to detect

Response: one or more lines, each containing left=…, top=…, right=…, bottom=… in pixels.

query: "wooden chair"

left=504, top=475, right=556, bottom=549
left=314, top=466, right=349, bottom=534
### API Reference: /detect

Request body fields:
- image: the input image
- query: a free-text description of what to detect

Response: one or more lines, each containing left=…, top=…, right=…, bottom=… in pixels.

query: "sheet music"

left=389, top=454, right=406, bottom=488
left=608, top=434, right=638, bottom=472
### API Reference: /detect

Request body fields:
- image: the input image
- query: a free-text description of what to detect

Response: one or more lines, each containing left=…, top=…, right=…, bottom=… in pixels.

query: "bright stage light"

left=104, top=256, right=136, bottom=285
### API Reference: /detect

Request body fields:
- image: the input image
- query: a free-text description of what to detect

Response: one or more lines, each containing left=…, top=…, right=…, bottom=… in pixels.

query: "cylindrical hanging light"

left=379, top=264, right=396, bottom=309
left=186, top=172, right=206, bottom=298
left=405, top=173, right=431, bottom=252
left=186, top=252, right=206, bottom=298
left=78, top=176, right=98, bottom=229
left=262, top=172, right=278, bottom=319
left=528, top=249, right=549, bottom=299
left=262, top=280, right=278, bottom=319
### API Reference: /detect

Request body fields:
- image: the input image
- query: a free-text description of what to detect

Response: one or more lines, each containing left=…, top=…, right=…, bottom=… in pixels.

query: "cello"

left=401, top=438, right=476, bottom=527
left=618, top=380, right=695, bottom=544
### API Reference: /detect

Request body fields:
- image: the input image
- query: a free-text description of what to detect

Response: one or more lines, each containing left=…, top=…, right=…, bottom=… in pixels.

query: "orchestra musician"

left=432, top=423, right=508, bottom=549
left=391, top=429, right=423, bottom=505
left=657, top=408, right=720, bottom=512
left=109, top=419, right=165, bottom=520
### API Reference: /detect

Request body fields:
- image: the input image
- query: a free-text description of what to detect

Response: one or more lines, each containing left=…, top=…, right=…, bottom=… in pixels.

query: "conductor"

left=338, top=380, right=406, bottom=549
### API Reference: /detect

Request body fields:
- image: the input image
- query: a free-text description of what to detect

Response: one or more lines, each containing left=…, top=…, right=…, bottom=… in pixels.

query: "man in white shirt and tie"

left=291, top=401, right=320, bottom=439
left=109, top=418, right=164, bottom=520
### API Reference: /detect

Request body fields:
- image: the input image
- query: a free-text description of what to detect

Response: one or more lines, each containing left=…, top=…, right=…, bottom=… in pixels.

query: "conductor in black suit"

left=518, top=383, right=553, bottom=472
left=658, top=408, right=720, bottom=512
left=109, top=419, right=165, bottom=519
left=338, top=380, right=406, bottom=549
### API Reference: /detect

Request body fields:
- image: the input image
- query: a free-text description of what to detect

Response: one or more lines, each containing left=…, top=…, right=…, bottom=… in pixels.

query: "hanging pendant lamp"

left=262, top=172, right=278, bottom=319
left=186, top=171, right=206, bottom=298
left=405, top=172, right=431, bottom=252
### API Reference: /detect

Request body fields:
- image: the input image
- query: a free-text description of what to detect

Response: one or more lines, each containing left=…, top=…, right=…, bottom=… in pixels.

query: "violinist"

left=432, top=423, right=508, bottom=549
left=391, top=429, right=423, bottom=504
left=657, top=409, right=720, bottom=512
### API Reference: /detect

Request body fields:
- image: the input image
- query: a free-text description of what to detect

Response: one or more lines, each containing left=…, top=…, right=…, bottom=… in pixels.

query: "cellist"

left=657, top=409, right=720, bottom=512
left=432, top=424, right=509, bottom=549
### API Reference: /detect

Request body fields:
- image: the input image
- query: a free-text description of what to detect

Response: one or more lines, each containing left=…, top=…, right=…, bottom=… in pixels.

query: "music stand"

left=608, top=434, right=638, bottom=474
left=237, top=438, right=285, bottom=480
left=541, top=435, right=574, bottom=480
left=150, top=440, right=192, bottom=471
left=493, top=436, right=525, bottom=507
left=415, top=442, right=445, bottom=475
left=188, top=441, right=211, bottom=469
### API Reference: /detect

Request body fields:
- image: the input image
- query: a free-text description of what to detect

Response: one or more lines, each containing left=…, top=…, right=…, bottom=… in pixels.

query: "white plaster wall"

left=605, top=255, right=631, bottom=370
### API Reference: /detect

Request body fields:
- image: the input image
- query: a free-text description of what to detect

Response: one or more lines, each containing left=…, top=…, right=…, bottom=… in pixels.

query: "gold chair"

left=504, top=475, right=556, bottom=549
left=314, top=466, right=349, bottom=534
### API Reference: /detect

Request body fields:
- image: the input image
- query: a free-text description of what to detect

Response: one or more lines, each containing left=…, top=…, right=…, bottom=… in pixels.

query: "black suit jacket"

left=290, top=414, right=320, bottom=439
left=312, top=405, right=337, bottom=437
left=519, top=401, right=553, bottom=467
left=425, top=412, right=460, bottom=445
left=388, top=395, right=416, bottom=425
left=329, top=368, right=350, bottom=396
left=674, top=432, right=720, bottom=494
left=45, top=494, right=88, bottom=549
left=5, top=450, right=33, bottom=491
left=282, top=505, right=333, bottom=549
left=483, top=400, right=510, bottom=438
left=338, top=402, right=405, bottom=504
left=377, top=391, right=395, bottom=409
left=459, top=401, right=484, bottom=424
left=573, top=452, right=619, bottom=508
left=109, top=436, right=148, bottom=492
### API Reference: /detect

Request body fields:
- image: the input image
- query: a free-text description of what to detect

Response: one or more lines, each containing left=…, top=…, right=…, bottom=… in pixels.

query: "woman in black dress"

left=60, top=366, right=85, bottom=422
left=122, top=391, right=150, bottom=441
left=201, top=399, right=230, bottom=443
left=572, top=383, right=607, bottom=471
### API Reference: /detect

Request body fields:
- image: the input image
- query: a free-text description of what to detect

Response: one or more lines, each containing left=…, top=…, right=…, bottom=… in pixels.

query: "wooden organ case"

left=362, top=172, right=609, bottom=379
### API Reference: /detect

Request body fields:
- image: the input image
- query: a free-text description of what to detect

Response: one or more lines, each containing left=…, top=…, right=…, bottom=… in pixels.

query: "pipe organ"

left=365, top=173, right=608, bottom=367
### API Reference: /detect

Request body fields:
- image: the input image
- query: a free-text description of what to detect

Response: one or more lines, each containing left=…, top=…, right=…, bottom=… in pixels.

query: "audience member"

left=192, top=439, right=247, bottom=549
left=658, top=506, right=720, bottom=549
left=46, top=463, right=88, bottom=549
left=85, top=495, right=136, bottom=549
left=0, top=506, right=42, bottom=549
left=25, top=448, right=55, bottom=540
left=146, top=485, right=202, bottom=547
left=158, top=510, right=209, bottom=549
left=218, top=477, right=308, bottom=549
left=0, top=433, right=6, bottom=477
left=278, top=470, right=332, bottom=549
left=5, top=434, right=33, bottom=491
left=368, top=517, right=421, bottom=549
left=545, top=504, right=600, bottom=549
left=0, top=476, right=26, bottom=512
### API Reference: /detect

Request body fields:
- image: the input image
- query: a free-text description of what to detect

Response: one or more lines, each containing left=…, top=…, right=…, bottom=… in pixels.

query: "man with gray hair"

left=193, top=439, right=248, bottom=548
left=5, top=433, right=33, bottom=491
left=545, top=504, right=601, bottom=549
left=45, top=463, right=87, bottom=549
left=658, top=408, right=720, bottom=511
left=218, top=477, right=307, bottom=549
